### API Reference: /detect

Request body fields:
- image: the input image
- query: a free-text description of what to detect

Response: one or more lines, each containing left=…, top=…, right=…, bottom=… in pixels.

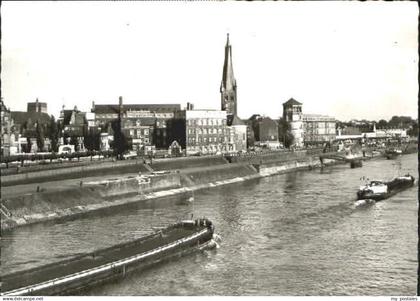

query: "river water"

left=1, top=154, right=417, bottom=295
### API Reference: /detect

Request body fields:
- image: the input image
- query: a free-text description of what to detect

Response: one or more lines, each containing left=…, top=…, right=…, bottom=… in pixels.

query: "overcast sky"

left=2, top=1, right=418, bottom=121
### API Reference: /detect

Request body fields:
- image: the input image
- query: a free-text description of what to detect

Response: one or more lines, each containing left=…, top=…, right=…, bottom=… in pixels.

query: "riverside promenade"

left=1, top=148, right=384, bottom=231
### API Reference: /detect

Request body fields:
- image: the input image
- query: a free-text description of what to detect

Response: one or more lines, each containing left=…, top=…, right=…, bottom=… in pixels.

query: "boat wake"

left=354, top=199, right=376, bottom=208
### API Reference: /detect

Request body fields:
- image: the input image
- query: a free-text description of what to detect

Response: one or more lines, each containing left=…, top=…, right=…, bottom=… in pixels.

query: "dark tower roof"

left=221, top=33, right=237, bottom=91
left=283, top=98, right=302, bottom=106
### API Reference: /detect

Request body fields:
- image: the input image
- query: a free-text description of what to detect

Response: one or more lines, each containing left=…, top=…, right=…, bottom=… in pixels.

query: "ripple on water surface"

left=1, top=154, right=417, bottom=295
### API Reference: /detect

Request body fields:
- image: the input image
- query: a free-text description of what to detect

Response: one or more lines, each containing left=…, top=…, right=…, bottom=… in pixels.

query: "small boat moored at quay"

left=1, top=218, right=217, bottom=296
left=356, top=174, right=415, bottom=201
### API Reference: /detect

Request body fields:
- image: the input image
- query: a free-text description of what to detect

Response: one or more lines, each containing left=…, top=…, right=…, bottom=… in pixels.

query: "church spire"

left=220, top=33, right=237, bottom=116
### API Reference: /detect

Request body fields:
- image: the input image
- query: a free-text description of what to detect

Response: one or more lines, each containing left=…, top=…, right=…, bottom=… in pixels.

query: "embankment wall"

left=151, top=156, right=228, bottom=171
left=226, top=149, right=315, bottom=165
left=181, top=164, right=258, bottom=186
left=1, top=161, right=150, bottom=187
left=1, top=151, right=369, bottom=231
left=1, top=173, right=182, bottom=230
left=1, top=156, right=229, bottom=187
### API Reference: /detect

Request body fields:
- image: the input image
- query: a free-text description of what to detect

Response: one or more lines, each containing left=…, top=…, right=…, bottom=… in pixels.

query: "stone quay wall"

left=0, top=150, right=378, bottom=231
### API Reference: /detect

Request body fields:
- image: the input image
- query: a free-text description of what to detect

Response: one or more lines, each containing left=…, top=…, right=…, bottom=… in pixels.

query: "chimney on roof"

left=92, top=100, right=95, bottom=111
left=119, top=96, right=123, bottom=106
left=74, top=105, right=78, bottom=112
left=186, top=102, right=194, bottom=110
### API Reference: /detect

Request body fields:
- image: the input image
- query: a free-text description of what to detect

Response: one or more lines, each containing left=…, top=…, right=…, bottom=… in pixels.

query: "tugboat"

left=1, top=218, right=217, bottom=296
left=357, top=174, right=415, bottom=201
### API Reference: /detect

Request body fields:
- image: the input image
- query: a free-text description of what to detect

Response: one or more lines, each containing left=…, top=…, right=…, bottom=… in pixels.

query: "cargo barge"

left=356, top=175, right=415, bottom=201
left=1, top=218, right=217, bottom=296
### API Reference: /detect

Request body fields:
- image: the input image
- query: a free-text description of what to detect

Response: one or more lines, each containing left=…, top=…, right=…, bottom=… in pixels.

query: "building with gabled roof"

left=57, top=105, right=89, bottom=150
left=247, top=114, right=280, bottom=149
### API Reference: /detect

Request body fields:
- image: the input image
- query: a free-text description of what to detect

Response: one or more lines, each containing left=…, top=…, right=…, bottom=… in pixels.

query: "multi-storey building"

left=1, top=99, right=15, bottom=156
left=248, top=114, right=280, bottom=149
left=227, top=115, right=247, bottom=152
left=92, top=97, right=180, bottom=150
left=121, top=110, right=155, bottom=150
left=302, top=114, right=336, bottom=145
left=220, top=34, right=237, bottom=117
left=58, top=105, right=88, bottom=150
left=170, top=109, right=233, bottom=155
left=11, top=101, right=51, bottom=153
left=282, top=98, right=304, bottom=147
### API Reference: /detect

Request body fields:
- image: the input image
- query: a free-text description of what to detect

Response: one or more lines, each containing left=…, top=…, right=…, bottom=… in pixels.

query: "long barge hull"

left=1, top=219, right=215, bottom=296
left=357, top=181, right=414, bottom=201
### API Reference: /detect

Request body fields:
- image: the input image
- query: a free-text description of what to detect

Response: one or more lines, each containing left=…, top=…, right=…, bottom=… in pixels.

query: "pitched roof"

left=74, top=112, right=87, bottom=125
left=11, top=111, right=51, bottom=126
left=123, top=117, right=156, bottom=126
left=259, top=116, right=278, bottom=126
left=248, top=114, right=262, bottom=121
left=93, top=104, right=181, bottom=114
left=1, top=100, right=10, bottom=113
left=227, top=115, right=245, bottom=126
left=283, top=98, right=302, bottom=106
left=61, top=110, right=75, bottom=125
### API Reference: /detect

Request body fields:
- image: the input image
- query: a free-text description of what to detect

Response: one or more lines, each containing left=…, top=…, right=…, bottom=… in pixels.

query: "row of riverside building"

left=2, top=34, right=408, bottom=157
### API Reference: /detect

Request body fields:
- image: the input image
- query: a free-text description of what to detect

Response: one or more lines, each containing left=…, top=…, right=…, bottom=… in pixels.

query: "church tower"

left=220, top=33, right=237, bottom=116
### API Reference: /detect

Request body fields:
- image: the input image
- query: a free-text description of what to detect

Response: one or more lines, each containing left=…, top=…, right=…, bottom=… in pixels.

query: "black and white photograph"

left=0, top=1, right=418, bottom=298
